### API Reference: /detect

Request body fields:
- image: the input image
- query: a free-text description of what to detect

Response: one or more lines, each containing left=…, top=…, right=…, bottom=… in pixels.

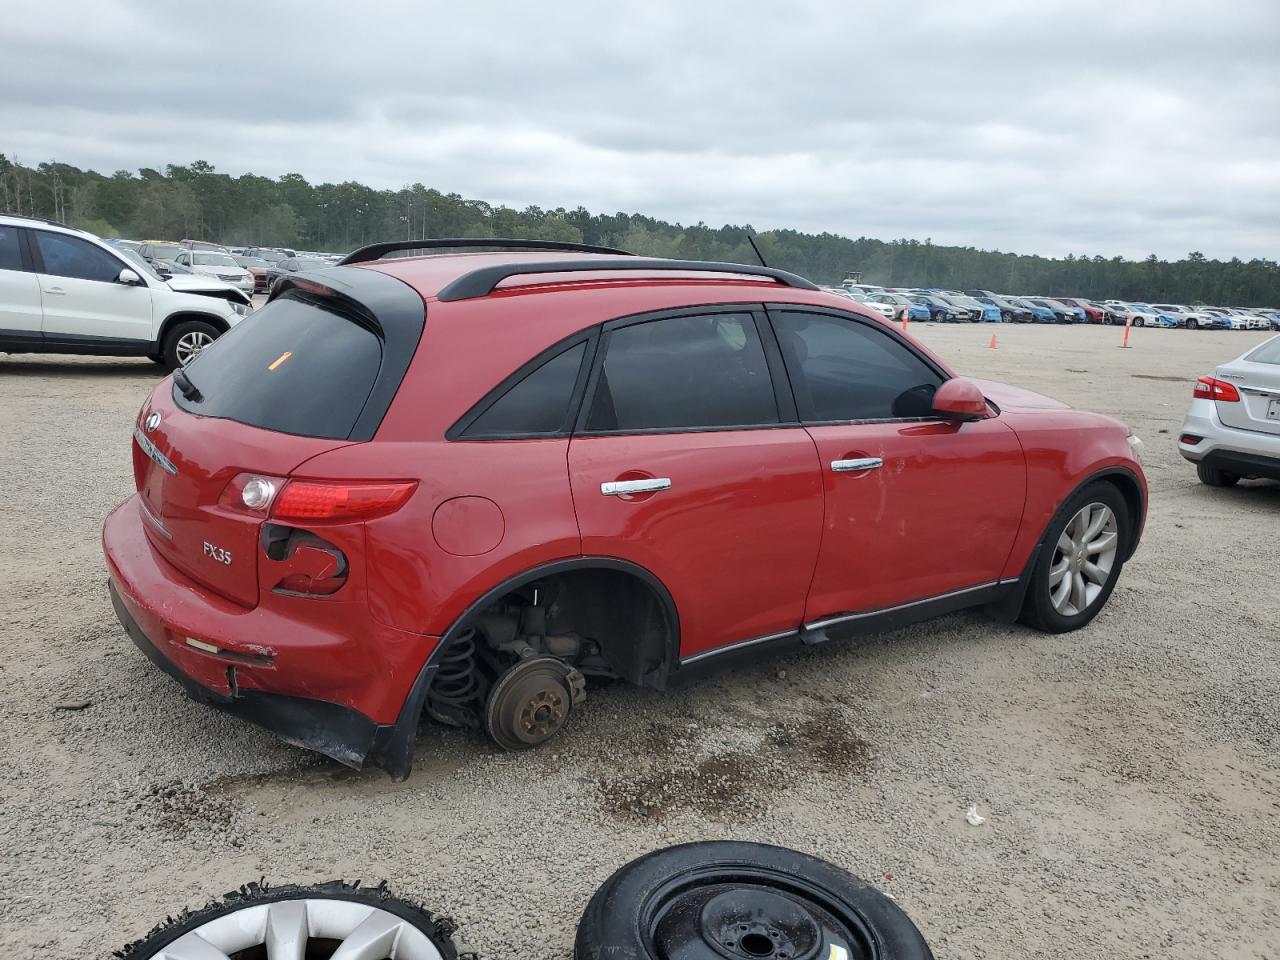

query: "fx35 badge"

left=203, top=541, right=233, bottom=565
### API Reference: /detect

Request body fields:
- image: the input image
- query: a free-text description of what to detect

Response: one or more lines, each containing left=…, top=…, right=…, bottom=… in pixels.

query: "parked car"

left=101, top=239, right=1147, bottom=778
left=907, top=293, right=959, bottom=322
left=1151, top=304, right=1218, bottom=329
left=1106, top=303, right=1157, bottom=327
left=967, top=292, right=1033, bottom=323
left=942, top=292, right=1001, bottom=322
left=265, top=255, right=333, bottom=292
left=172, top=250, right=255, bottom=296
left=1006, top=296, right=1055, bottom=323
left=245, top=247, right=295, bottom=262
left=1025, top=298, right=1082, bottom=323
left=1179, top=334, right=1280, bottom=486
left=138, top=241, right=184, bottom=277
left=179, top=239, right=230, bottom=253
left=234, top=255, right=272, bottom=293
left=0, top=213, right=250, bottom=368
left=1055, top=298, right=1106, bottom=324
left=867, top=293, right=930, bottom=322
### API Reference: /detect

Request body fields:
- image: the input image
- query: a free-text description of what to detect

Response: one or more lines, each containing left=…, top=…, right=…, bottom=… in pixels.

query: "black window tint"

left=173, top=295, right=382, bottom=439
left=34, top=231, right=121, bottom=282
left=773, top=311, right=943, bottom=422
left=0, top=226, right=22, bottom=270
left=465, top=341, right=586, bottom=437
left=586, top=313, right=777, bottom=431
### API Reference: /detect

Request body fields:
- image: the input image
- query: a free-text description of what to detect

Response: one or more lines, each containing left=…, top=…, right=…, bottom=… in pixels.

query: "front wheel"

left=1020, top=482, right=1130, bottom=633
left=116, top=881, right=460, bottom=959
left=162, top=319, right=220, bottom=370
left=1186, top=319, right=1198, bottom=330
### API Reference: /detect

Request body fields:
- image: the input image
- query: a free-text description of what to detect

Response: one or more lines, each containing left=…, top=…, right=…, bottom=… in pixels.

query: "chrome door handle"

left=832, top=457, right=883, bottom=473
left=601, top=478, right=671, bottom=496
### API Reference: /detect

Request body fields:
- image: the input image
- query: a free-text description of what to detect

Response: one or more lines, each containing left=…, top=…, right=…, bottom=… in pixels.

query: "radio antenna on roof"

left=746, top=234, right=769, bottom=268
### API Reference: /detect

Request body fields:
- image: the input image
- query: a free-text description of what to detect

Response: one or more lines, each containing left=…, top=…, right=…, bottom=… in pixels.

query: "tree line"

left=2, top=154, right=1276, bottom=306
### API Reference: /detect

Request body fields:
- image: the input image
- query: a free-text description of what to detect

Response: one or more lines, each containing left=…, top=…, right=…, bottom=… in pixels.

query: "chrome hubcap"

left=175, top=331, right=213, bottom=366
left=150, top=897, right=446, bottom=959
left=1049, top=502, right=1118, bottom=616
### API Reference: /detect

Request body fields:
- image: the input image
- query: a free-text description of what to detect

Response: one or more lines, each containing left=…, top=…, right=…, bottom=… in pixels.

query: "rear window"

left=1247, top=338, right=1280, bottom=365
left=175, top=295, right=382, bottom=439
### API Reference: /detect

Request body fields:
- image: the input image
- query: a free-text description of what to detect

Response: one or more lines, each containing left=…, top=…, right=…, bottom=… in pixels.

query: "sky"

left=3, top=0, right=1278, bottom=261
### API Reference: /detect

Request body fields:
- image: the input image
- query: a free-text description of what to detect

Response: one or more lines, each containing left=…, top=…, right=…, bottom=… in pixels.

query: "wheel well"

left=157, top=311, right=229, bottom=349
left=1094, top=470, right=1144, bottom=561
left=422, top=562, right=678, bottom=730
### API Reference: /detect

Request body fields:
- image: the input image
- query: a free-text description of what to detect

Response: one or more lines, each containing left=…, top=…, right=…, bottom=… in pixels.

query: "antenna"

left=746, top=234, right=769, bottom=268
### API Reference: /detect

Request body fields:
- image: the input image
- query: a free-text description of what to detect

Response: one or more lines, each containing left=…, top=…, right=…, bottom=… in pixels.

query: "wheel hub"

left=519, top=687, right=566, bottom=738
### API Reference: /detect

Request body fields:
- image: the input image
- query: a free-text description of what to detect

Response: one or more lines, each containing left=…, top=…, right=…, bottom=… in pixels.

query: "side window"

left=0, top=226, right=23, bottom=271
left=586, top=312, right=778, bottom=432
left=772, top=311, right=943, bottom=422
left=464, top=341, right=587, bottom=437
left=34, top=232, right=122, bottom=283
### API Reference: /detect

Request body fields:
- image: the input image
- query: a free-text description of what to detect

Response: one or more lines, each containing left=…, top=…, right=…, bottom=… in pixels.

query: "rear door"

left=29, top=229, right=155, bottom=343
left=567, top=307, right=824, bottom=660
left=768, top=307, right=1026, bottom=621
left=0, top=224, right=42, bottom=340
left=1216, top=338, right=1280, bottom=437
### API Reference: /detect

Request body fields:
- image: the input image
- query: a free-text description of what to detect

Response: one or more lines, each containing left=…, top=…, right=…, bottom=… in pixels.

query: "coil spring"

left=431, top=628, right=480, bottom=707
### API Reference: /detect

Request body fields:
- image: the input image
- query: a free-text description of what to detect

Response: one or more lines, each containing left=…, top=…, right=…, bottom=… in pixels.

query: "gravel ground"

left=1, top=321, right=1277, bottom=959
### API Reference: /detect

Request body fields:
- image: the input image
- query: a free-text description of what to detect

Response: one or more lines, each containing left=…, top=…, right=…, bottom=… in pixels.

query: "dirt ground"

left=1, top=321, right=1277, bottom=959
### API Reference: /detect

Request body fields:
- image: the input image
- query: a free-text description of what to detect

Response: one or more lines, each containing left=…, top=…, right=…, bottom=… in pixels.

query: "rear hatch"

left=134, top=274, right=425, bottom=607
left=1215, top=337, right=1280, bottom=437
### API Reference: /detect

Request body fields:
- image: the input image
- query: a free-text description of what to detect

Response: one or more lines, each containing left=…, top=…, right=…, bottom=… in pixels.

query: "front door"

left=568, top=308, right=824, bottom=660
left=30, top=229, right=154, bottom=344
left=768, top=307, right=1027, bottom=621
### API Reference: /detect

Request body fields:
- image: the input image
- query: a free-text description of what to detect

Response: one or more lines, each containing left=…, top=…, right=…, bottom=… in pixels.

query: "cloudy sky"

left=3, top=0, right=1277, bottom=260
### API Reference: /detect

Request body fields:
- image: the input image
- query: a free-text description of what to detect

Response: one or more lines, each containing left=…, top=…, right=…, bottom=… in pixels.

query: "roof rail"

left=339, top=237, right=633, bottom=266
left=0, top=211, right=75, bottom=230
left=436, top=257, right=821, bottom=302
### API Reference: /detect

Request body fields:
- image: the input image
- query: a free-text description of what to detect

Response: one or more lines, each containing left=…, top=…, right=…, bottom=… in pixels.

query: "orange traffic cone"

left=988, top=333, right=998, bottom=349
left=1120, top=320, right=1132, bottom=348
left=900, top=307, right=909, bottom=332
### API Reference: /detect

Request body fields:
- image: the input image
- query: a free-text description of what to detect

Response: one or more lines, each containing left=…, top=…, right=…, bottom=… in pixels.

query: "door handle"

left=43, top=286, right=67, bottom=296
left=601, top=478, right=671, bottom=496
left=832, top=457, right=883, bottom=473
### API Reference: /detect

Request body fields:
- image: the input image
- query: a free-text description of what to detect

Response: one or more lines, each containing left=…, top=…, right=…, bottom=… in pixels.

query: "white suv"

left=0, top=214, right=251, bottom=369
left=171, top=249, right=255, bottom=295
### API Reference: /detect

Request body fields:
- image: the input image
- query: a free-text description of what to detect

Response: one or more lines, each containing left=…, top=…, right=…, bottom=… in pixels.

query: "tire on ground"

left=1019, top=480, right=1131, bottom=634
left=1196, top=462, right=1240, bottom=487
left=161, top=318, right=220, bottom=371
left=575, top=841, right=933, bottom=960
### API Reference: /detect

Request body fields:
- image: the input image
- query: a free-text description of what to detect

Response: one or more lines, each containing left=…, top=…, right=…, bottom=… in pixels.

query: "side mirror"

left=932, top=378, right=991, bottom=421
left=117, top=268, right=144, bottom=286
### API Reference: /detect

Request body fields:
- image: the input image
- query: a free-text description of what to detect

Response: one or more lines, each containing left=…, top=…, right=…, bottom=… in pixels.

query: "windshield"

left=234, top=256, right=265, bottom=268
left=117, top=248, right=162, bottom=281
left=255, top=250, right=287, bottom=262
left=193, top=253, right=238, bottom=267
left=146, top=244, right=181, bottom=261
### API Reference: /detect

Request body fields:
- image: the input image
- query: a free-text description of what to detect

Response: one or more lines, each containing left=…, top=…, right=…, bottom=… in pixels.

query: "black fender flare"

left=368, top=556, right=680, bottom=780
left=154, top=311, right=231, bottom=351
left=987, top=465, right=1145, bottom=623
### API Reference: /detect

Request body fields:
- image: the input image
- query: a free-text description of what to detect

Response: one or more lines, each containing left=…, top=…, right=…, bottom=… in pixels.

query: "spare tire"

left=575, top=841, right=932, bottom=960
left=116, top=880, right=460, bottom=959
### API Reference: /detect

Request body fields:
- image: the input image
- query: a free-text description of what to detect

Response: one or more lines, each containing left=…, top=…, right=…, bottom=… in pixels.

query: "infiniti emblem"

left=145, top=412, right=162, bottom=432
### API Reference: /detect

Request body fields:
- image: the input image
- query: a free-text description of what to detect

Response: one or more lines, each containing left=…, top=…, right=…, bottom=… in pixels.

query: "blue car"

left=907, top=294, right=958, bottom=322
left=1008, top=297, right=1055, bottom=323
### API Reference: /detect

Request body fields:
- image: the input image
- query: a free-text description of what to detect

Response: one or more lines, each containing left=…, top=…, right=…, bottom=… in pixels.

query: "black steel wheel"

left=483, top=656, right=575, bottom=751
left=575, top=841, right=933, bottom=960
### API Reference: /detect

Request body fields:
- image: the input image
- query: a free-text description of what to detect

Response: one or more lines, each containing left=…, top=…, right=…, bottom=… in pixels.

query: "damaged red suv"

left=103, top=239, right=1147, bottom=779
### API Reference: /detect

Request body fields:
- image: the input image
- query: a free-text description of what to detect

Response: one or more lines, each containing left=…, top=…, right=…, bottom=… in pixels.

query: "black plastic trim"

left=1199, top=449, right=1280, bottom=482
left=339, top=237, right=634, bottom=265
left=437, top=258, right=820, bottom=302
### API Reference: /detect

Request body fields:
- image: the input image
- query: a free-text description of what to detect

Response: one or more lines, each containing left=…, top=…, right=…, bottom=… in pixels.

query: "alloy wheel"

left=175, top=330, right=214, bottom=366
left=1048, top=502, right=1118, bottom=616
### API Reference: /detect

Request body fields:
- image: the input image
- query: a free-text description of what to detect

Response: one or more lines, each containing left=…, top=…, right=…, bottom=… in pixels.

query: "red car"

left=103, top=240, right=1148, bottom=778
left=1055, top=297, right=1106, bottom=324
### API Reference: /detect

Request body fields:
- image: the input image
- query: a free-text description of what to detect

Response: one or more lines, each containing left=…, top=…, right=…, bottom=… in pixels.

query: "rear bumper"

left=1178, top=399, right=1280, bottom=478
left=102, top=494, right=440, bottom=775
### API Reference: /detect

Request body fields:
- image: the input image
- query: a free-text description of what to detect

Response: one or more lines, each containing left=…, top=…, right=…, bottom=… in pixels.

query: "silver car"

left=1179, top=334, right=1280, bottom=485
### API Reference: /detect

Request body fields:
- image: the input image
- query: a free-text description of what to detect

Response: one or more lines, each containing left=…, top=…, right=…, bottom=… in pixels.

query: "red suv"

left=103, top=240, right=1147, bottom=779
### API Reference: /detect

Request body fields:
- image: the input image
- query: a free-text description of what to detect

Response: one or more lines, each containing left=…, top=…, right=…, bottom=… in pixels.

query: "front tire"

left=1197, top=462, right=1240, bottom=487
left=162, top=319, right=220, bottom=370
left=1020, top=482, right=1130, bottom=633
left=576, top=842, right=933, bottom=960
left=1186, top=319, right=1198, bottom=330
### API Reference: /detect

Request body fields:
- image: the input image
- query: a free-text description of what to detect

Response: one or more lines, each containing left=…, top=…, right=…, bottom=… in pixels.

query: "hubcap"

left=145, top=897, right=446, bottom=959
left=175, top=330, right=213, bottom=366
left=1049, top=502, right=1119, bottom=616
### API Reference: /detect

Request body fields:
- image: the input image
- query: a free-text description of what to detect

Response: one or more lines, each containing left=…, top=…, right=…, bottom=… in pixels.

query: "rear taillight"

left=219, top=473, right=287, bottom=513
left=270, top=480, right=418, bottom=524
left=1193, top=376, right=1241, bottom=402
